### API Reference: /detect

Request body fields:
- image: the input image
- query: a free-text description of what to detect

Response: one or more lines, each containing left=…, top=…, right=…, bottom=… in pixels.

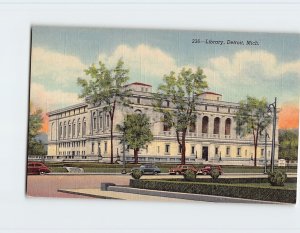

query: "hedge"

left=165, top=177, right=297, bottom=184
left=130, top=179, right=296, bottom=203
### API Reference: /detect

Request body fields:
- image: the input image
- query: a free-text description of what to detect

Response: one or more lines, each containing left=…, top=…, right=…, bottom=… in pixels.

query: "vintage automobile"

left=131, top=164, right=161, bottom=175
left=27, top=162, right=51, bottom=175
left=168, top=164, right=199, bottom=175
left=198, top=165, right=223, bottom=175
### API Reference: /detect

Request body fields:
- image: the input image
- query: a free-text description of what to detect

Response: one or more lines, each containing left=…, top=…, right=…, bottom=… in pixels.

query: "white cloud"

left=98, top=44, right=197, bottom=80
left=31, top=47, right=86, bottom=84
left=31, top=83, right=81, bottom=112
left=205, top=50, right=300, bottom=85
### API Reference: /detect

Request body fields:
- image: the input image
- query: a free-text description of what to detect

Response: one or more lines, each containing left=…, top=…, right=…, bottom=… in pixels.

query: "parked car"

left=198, top=165, right=223, bottom=175
left=131, top=164, right=161, bottom=175
left=169, top=164, right=199, bottom=175
left=27, top=162, right=51, bottom=175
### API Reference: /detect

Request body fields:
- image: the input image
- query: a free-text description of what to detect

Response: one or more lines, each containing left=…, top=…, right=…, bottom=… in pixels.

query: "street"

left=26, top=174, right=130, bottom=198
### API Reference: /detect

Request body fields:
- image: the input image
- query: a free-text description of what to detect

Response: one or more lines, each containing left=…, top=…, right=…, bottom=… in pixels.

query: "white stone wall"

left=46, top=84, right=278, bottom=164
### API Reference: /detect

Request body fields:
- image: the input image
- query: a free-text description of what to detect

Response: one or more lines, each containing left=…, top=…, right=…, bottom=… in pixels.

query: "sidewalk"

left=58, top=186, right=286, bottom=204
left=58, top=188, right=191, bottom=202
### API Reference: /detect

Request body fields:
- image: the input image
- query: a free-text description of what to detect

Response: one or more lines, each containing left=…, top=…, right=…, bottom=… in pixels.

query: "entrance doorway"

left=202, top=146, right=208, bottom=161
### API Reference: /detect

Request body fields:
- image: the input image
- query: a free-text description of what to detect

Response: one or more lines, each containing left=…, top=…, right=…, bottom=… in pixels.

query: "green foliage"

left=28, top=106, right=46, bottom=155
left=268, top=170, right=287, bottom=186
left=153, top=67, right=208, bottom=164
left=117, top=113, right=153, bottom=163
left=235, top=96, right=272, bottom=166
left=131, top=169, right=143, bottom=179
left=77, top=59, right=131, bottom=108
left=279, top=129, right=298, bottom=161
left=77, top=59, right=131, bottom=163
left=130, top=179, right=296, bottom=203
left=117, top=113, right=153, bottom=151
left=210, top=169, right=220, bottom=181
left=183, top=169, right=196, bottom=181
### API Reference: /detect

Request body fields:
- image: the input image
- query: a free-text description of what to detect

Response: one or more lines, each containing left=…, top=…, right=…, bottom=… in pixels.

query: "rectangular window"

left=205, top=105, right=208, bottom=111
left=261, top=149, right=264, bottom=157
left=104, top=142, right=107, bottom=153
left=141, top=87, right=144, bottom=92
left=146, top=145, right=148, bottom=154
left=215, top=147, right=219, bottom=155
left=91, top=142, right=94, bottom=153
left=226, top=147, right=230, bottom=156
left=137, top=97, right=140, bottom=104
left=237, top=148, right=241, bottom=156
left=178, top=145, right=182, bottom=154
left=165, top=144, right=170, bottom=154
left=157, top=146, right=160, bottom=154
left=191, top=146, right=195, bottom=155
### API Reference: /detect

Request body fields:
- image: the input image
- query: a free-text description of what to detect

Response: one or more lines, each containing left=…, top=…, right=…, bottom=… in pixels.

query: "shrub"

left=210, top=169, right=220, bottom=181
left=268, top=170, right=287, bottom=186
left=130, top=179, right=296, bottom=203
left=183, top=169, right=196, bottom=181
left=131, top=169, right=142, bottom=179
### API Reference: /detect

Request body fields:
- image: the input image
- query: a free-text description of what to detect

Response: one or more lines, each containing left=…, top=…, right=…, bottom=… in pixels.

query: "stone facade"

left=47, top=82, right=279, bottom=165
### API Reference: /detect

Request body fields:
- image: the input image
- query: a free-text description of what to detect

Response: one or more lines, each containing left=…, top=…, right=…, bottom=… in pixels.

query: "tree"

left=279, top=129, right=298, bottom=162
left=117, top=113, right=153, bottom=164
left=28, top=104, right=46, bottom=155
left=235, top=96, right=272, bottom=166
left=77, top=59, right=131, bottom=164
left=153, top=67, right=208, bottom=164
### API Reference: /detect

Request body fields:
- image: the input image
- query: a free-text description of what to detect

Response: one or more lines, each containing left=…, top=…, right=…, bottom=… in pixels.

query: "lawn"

left=46, top=162, right=297, bottom=174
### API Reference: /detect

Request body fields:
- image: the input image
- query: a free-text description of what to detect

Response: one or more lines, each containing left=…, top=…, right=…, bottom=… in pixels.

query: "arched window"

left=225, top=118, right=231, bottom=135
left=163, top=115, right=170, bottom=131
left=68, top=121, right=71, bottom=138
left=106, top=115, right=110, bottom=127
left=82, top=118, right=86, bottom=136
left=134, top=109, right=142, bottom=114
left=51, top=122, right=54, bottom=140
left=93, top=112, right=97, bottom=130
left=202, top=116, right=209, bottom=133
left=99, top=115, right=103, bottom=129
left=63, top=122, right=66, bottom=138
left=59, top=122, right=63, bottom=139
left=77, top=118, right=81, bottom=137
left=213, top=117, right=220, bottom=134
left=72, top=119, right=76, bottom=138
left=189, top=121, right=196, bottom=132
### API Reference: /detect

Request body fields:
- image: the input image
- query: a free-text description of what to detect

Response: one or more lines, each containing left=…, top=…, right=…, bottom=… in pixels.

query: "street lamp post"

left=267, top=97, right=277, bottom=173
left=98, top=141, right=102, bottom=162
left=264, top=130, right=270, bottom=174
left=121, top=139, right=126, bottom=174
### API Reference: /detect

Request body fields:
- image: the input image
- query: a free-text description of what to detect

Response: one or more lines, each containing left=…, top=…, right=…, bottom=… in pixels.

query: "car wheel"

left=39, top=171, right=45, bottom=175
left=203, top=172, right=207, bottom=175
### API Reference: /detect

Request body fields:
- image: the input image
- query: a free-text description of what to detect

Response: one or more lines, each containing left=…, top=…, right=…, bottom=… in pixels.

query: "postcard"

left=27, top=26, right=298, bottom=203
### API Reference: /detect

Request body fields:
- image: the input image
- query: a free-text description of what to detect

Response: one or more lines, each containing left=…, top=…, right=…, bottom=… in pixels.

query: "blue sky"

left=30, top=26, right=300, bottom=112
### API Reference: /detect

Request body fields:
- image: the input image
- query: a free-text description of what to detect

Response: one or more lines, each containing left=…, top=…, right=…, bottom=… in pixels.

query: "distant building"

left=47, top=82, right=279, bottom=165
